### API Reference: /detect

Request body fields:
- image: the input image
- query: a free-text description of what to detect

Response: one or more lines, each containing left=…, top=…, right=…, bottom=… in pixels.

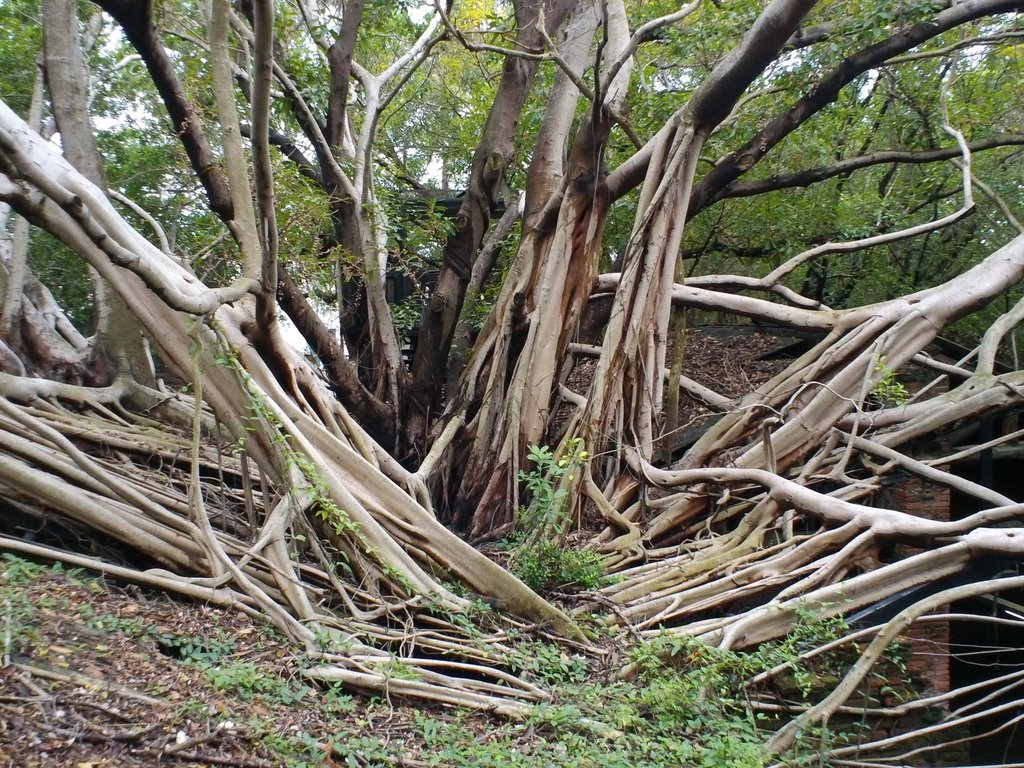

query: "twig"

left=46, top=722, right=160, bottom=743
left=433, top=1, right=548, bottom=60
left=13, top=662, right=167, bottom=706
left=137, top=747, right=275, bottom=767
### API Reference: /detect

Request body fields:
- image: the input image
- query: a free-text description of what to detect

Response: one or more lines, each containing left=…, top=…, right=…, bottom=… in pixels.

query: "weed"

left=870, top=356, right=910, bottom=407
left=507, top=639, right=588, bottom=685
left=247, top=716, right=328, bottom=768
left=414, top=714, right=452, bottom=747
left=511, top=541, right=605, bottom=593
left=327, top=733, right=396, bottom=766
left=175, top=697, right=212, bottom=719
left=155, top=630, right=237, bottom=664
left=516, top=441, right=587, bottom=544
left=203, top=660, right=307, bottom=703
left=75, top=602, right=240, bottom=665
left=506, top=441, right=606, bottom=592
left=0, top=556, right=89, bottom=662
left=1, top=553, right=47, bottom=585
left=322, top=681, right=357, bottom=714
left=1, top=554, right=46, bottom=660
left=79, top=608, right=149, bottom=638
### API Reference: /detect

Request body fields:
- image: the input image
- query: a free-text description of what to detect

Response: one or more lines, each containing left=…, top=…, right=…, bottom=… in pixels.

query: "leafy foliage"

left=0, top=0, right=42, bottom=118
left=870, top=356, right=912, bottom=407
left=506, top=442, right=605, bottom=592
left=405, top=616, right=859, bottom=768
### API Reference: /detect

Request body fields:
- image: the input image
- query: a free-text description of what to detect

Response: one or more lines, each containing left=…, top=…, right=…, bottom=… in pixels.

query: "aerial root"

left=0, top=393, right=589, bottom=714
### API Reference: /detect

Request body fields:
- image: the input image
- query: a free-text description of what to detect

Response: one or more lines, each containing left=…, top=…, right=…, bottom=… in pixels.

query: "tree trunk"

left=43, top=0, right=155, bottom=387
left=402, top=0, right=578, bottom=463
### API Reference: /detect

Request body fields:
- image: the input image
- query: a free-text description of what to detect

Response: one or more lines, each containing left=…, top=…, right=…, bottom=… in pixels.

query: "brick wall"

left=887, top=474, right=952, bottom=697
left=872, top=472, right=967, bottom=766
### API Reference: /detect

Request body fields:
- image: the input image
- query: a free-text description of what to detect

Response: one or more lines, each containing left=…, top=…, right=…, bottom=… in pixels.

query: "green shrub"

left=507, top=441, right=605, bottom=591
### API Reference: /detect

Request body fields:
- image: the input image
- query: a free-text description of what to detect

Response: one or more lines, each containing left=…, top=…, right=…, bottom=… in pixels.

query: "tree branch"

left=326, top=0, right=364, bottom=152
left=685, top=0, right=1024, bottom=216
left=251, top=0, right=279, bottom=311
left=716, top=134, right=1024, bottom=201
left=605, top=0, right=1024, bottom=205
left=93, top=0, right=235, bottom=222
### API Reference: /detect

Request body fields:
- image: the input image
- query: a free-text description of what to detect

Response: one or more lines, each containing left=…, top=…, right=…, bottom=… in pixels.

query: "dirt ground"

left=0, top=561, right=442, bottom=767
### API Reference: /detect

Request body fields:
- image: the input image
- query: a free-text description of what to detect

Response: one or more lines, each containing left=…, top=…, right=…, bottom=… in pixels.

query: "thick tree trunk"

left=43, top=0, right=156, bottom=387
left=433, top=0, right=625, bottom=534
left=446, top=0, right=820, bottom=537
left=402, top=0, right=578, bottom=462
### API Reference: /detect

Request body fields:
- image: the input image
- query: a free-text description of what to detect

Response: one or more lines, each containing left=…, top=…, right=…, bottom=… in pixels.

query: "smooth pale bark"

left=326, top=0, right=364, bottom=153
left=443, top=0, right=632, bottom=534
left=43, top=0, right=155, bottom=386
left=208, top=0, right=261, bottom=279
left=523, top=2, right=601, bottom=223
left=675, top=233, right=1024, bottom=478
left=577, top=0, right=821, bottom=478
left=404, top=0, right=578, bottom=461
left=0, top=66, right=43, bottom=338
left=0, top=98, right=582, bottom=641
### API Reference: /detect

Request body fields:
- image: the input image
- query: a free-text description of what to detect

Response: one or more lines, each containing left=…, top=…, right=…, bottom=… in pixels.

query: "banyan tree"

left=2, top=0, right=1024, bottom=760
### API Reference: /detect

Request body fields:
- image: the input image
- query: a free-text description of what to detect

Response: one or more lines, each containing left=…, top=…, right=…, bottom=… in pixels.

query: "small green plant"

left=79, top=609, right=149, bottom=638
left=870, top=357, right=910, bottom=407
left=511, top=543, right=605, bottom=593
left=507, top=639, right=588, bottom=685
left=156, top=630, right=237, bottom=664
left=1, top=553, right=47, bottom=585
left=870, top=639, right=916, bottom=705
left=203, top=660, right=312, bottom=703
left=75, top=602, right=240, bottom=666
left=322, top=681, right=357, bottom=715
left=376, top=656, right=423, bottom=681
left=327, top=734, right=396, bottom=766
left=246, top=716, right=328, bottom=768
left=414, top=714, right=453, bottom=747
left=507, top=441, right=606, bottom=592
left=516, top=441, right=587, bottom=540
left=0, top=556, right=87, bottom=662
left=1, top=554, right=47, bottom=661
